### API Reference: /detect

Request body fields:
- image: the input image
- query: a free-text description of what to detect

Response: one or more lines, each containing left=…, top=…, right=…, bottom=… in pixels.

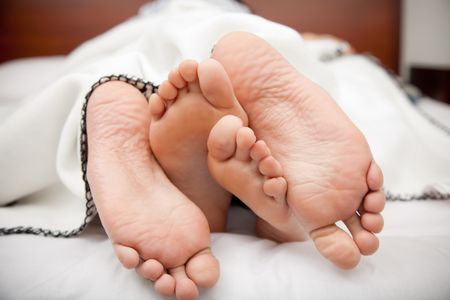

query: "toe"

left=179, top=60, right=201, bottom=93
left=207, top=115, right=243, bottom=161
left=235, top=127, right=256, bottom=161
left=263, top=177, right=287, bottom=201
left=149, top=94, right=166, bottom=120
left=367, top=160, right=384, bottom=191
left=343, top=214, right=379, bottom=256
left=198, top=58, right=239, bottom=109
left=169, top=67, right=186, bottom=89
left=310, top=225, right=361, bottom=269
left=113, top=244, right=140, bottom=269
left=363, top=190, right=386, bottom=213
left=259, top=156, right=283, bottom=177
left=179, top=60, right=199, bottom=83
left=186, top=248, right=220, bottom=288
left=136, top=259, right=165, bottom=281
left=154, top=273, right=176, bottom=297
left=158, top=80, right=178, bottom=100
left=361, top=213, right=384, bottom=233
left=169, top=265, right=199, bottom=300
left=250, top=140, right=271, bottom=162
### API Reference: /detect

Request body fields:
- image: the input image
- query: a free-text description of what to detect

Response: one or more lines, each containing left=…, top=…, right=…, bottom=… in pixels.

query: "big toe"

left=207, top=115, right=243, bottom=161
left=310, top=225, right=361, bottom=269
left=186, top=248, right=220, bottom=288
left=198, top=58, right=240, bottom=109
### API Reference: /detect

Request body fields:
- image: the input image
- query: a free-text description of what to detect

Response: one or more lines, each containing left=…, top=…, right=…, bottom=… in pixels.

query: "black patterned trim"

left=362, top=54, right=450, bottom=202
left=385, top=190, right=450, bottom=201
left=0, top=74, right=158, bottom=237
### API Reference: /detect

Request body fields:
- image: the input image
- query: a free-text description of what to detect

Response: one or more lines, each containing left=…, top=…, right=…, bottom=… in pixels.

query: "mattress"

left=1, top=54, right=450, bottom=300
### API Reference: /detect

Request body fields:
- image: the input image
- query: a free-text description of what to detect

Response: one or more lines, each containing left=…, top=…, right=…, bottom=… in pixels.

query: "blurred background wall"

left=0, top=0, right=401, bottom=72
left=401, top=0, right=450, bottom=102
left=0, top=0, right=448, bottom=102
left=401, top=0, right=450, bottom=79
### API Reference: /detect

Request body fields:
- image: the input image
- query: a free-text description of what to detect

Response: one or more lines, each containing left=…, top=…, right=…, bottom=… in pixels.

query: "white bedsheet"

left=1, top=186, right=450, bottom=299
left=1, top=0, right=450, bottom=299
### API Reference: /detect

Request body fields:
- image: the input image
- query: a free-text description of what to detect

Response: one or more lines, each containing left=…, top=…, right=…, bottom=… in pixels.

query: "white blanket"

left=0, top=0, right=449, bottom=262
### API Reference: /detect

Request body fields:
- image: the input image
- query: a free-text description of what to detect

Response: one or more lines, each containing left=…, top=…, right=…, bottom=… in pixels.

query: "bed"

left=1, top=1, right=450, bottom=299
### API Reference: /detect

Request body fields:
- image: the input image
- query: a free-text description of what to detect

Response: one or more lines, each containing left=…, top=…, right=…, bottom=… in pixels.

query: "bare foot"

left=211, top=32, right=385, bottom=269
left=149, top=59, right=248, bottom=232
left=86, top=81, right=219, bottom=300
left=207, top=115, right=308, bottom=242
